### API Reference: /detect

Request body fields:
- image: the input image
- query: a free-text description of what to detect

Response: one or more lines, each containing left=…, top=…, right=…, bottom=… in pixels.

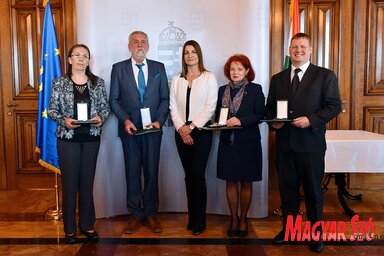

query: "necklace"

left=75, top=84, right=87, bottom=94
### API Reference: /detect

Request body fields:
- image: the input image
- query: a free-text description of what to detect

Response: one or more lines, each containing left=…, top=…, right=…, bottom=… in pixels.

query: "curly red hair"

left=223, top=54, right=255, bottom=81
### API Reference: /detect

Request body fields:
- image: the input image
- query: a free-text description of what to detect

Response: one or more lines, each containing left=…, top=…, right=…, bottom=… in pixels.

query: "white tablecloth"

left=325, top=130, right=384, bottom=173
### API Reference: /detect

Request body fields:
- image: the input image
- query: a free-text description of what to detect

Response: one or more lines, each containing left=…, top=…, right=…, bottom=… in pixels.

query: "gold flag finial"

left=43, top=0, right=49, bottom=7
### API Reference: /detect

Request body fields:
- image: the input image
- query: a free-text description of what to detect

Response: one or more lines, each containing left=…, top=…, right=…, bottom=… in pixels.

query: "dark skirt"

left=217, top=141, right=262, bottom=182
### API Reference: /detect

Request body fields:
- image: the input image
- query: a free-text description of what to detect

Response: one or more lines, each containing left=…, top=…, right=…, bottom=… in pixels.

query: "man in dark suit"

left=109, top=31, right=169, bottom=234
left=265, top=33, right=341, bottom=252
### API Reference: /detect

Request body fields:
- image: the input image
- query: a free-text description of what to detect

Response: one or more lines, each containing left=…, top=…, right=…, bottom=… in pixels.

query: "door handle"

left=7, top=103, right=17, bottom=108
left=341, top=99, right=347, bottom=113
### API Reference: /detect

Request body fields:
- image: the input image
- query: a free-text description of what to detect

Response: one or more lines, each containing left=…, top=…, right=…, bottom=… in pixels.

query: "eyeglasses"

left=71, top=53, right=90, bottom=60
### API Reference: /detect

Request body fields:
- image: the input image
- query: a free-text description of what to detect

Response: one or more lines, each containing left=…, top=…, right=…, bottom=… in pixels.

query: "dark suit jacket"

left=265, top=63, right=341, bottom=152
left=109, top=58, right=169, bottom=137
left=216, top=82, right=265, bottom=144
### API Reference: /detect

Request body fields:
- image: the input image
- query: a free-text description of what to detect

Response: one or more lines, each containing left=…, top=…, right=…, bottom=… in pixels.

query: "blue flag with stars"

left=36, top=1, right=61, bottom=174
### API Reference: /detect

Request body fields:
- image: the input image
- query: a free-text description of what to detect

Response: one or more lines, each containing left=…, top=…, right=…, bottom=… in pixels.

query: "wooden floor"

left=0, top=188, right=383, bottom=256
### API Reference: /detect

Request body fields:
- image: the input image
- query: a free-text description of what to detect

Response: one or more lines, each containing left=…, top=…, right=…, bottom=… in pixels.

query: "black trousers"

left=175, top=129, right=212, bottom=230
left=57, top=139, right=100, bottom=234
left=276, top=150, right=325, bottom=227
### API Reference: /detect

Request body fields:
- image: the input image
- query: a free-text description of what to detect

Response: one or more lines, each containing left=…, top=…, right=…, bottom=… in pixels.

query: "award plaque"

left=261, top=100, right=292, bottom=122
left=77, top=102, right=88, bottom=121
left=140, top=108, right=152, bottom=129
left=218, top=108, right=229, bottom=125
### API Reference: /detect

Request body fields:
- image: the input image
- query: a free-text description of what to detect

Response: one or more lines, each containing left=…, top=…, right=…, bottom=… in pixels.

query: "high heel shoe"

left=238, top=219, right=248, bottom=237
left=227, top=218, right=239, bottom=237
left=238, top=225, right=248, bottom=237
left=80, top=230, right=99, bottom=240
left=65, top=233, right=77, bottom=244
left=227, top=228, right=238, bottom=237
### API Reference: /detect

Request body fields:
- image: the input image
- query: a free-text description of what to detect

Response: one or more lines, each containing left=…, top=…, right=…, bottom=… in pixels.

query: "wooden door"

left=348, top=0, right=384, bottom=188
left=270, top=0, right=384, bottom=189
left=0, top=0, right=75, bottom=189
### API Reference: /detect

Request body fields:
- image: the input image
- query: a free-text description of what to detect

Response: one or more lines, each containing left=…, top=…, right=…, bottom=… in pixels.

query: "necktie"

left=291, top=68, right=301, bottom=95
left=136, top=63, right=146, bottom=103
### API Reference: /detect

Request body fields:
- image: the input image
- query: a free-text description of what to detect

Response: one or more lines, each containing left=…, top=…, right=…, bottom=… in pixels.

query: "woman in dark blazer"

left=216, top=54, right=265, bottom=237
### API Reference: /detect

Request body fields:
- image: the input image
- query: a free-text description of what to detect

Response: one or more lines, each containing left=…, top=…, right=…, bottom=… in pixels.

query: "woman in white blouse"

left=169, top=40, right=218, bottom=235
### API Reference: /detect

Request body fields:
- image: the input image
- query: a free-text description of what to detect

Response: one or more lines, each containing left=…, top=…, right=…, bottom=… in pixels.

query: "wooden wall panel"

left=349, top=0, right=384, bottom=189
left=12, top=8, right=38, bottom=97
left=364, top=107, right=384, bottom=133
left=367, top=1, right=384, bottom=94
left=16, top=112, right=41, bottom=173
left=349, top=173, right=384, bottom=189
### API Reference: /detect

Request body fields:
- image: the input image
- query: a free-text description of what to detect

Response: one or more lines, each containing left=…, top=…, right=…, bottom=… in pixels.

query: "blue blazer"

left=109, top=58, right=169, bottom=136
left=216, top=82, right=265, bottom=144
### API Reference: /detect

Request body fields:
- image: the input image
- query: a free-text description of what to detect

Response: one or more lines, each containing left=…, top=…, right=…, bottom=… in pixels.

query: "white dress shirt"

left=131, top=58, right=148, bottom=89
left=291, top=61, right=310, bottom=82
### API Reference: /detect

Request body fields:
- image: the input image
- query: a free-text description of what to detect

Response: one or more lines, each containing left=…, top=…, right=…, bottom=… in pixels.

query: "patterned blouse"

left=48, top=75, right=110, bottom=139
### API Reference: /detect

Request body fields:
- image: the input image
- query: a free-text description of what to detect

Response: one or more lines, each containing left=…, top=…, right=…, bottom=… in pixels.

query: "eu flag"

left=36, top=0, right=61, bottom=174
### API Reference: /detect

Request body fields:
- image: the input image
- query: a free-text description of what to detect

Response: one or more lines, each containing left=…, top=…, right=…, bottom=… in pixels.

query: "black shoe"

left=310, top=241, right=324, bottom=252
left=192, top=225, right=206, bottom=236
left=238, top=219, right=248, bottom=237
left=272, top=229, right=287, bottom=245
left=65, top=233, right=77, bottom=244
left=80, top=230, right=99, bottom=240
left=192, top=228, right=205, bottom=235
left=227, top=229, right=238, bottom=237
left=238, top=226, right=248, bottom=237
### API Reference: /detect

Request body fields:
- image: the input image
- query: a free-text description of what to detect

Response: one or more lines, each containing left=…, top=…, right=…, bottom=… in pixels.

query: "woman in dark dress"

left=216, top=54, right=265, bottom=237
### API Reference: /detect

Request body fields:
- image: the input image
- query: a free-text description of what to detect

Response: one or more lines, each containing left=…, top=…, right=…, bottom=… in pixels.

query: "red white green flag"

left=284, top=0, right=300, bottom=69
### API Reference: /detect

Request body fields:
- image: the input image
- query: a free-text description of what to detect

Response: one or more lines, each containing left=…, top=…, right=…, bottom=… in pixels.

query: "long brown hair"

left=180, top=40, right=207, bottom=78
left=66, top=44, right=98, bottom=87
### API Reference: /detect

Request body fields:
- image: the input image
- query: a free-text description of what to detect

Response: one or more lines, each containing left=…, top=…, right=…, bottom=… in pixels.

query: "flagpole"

left=45, top=173, right=62, bottom=221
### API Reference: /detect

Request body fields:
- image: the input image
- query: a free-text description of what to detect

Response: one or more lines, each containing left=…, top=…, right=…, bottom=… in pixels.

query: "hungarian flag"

left=284, top=0, right=300, bottom=69
left=35, top=0, right=62, bottom=174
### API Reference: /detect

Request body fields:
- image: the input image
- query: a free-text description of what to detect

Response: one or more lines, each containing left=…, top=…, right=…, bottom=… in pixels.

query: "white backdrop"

left=75, top=0, right=270, bottom=218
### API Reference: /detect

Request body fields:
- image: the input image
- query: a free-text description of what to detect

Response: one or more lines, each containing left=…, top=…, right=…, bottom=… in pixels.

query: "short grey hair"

left=128, top=31, right=148, bottom=42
